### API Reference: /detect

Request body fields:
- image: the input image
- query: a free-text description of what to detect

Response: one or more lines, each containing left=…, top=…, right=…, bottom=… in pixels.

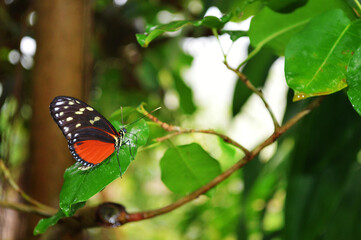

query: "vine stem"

left=122, top=97, right=322, bottom=224
left=223, top=61, right=280, bottom=130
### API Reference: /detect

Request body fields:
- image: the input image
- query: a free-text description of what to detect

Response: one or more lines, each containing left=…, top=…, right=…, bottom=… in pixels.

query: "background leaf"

left=268, top=0, right=308, bottom=13
left=160, top=143, right=222, bottom=196
left=221, top=30, right=248, bottom=42
left=136, top=14, right=232, bottom=47
left=59, top=118, right=149, bottom=216
left=284, top=93, right=361, bottom=239
left=285, top=9, right=361, bottom=100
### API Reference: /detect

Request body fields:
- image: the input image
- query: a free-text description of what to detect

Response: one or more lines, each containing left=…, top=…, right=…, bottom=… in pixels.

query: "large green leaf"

left=160, top=143, right=222, bottom=196
left=59, top=118, right=149, bottom=216
left=347, top=46, right=361, bottom=116
left=285, top=9, right=361, bottom=100
left=249, top=0, right=355, bottom=56
left=136, top=14, right=232, bottom=47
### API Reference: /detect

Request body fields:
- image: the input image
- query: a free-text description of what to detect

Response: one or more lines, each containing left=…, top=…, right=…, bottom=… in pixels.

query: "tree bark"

left=20, top=0, right=92, bottom=239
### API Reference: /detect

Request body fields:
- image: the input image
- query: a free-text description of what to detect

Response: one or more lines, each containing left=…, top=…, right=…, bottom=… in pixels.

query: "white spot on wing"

left=86, top=107, right=94, bottom=111
left=75, top=111, right=83, bottom=115
left=80, top=108, right=85, bottom=112
left=59, top=112, right=64, bottom=116
left=89, top=116, right=101, bottom=125
left=76, top=123, right=81, bottom=128
left=55, top=101, right=65, bottom=106
left=54, top=107, right=60, bottom=111
left=69, top=101, right=75, bottom=105
left=66, top=117, right=73, bottom=121
left=64, top=106, right=69, bottom=109
left=64, top=126, right=69, bottom=133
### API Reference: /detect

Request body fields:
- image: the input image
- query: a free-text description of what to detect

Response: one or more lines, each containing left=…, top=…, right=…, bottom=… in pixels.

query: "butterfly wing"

left=50, top=96, right=119, bottom=167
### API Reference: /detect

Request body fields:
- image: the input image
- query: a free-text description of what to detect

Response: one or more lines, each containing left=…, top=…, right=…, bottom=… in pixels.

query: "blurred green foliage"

left=3, top=0, right=361, bottom=239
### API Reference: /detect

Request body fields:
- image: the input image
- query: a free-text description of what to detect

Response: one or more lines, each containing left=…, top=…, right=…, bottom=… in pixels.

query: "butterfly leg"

left=127, top=132, right=138, bottom=146
left=122, top=139, right=135, bottom=160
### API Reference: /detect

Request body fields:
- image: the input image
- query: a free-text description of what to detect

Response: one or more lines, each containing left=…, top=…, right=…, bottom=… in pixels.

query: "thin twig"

left=0, top=160, right=56, bottom=213
left=212, top=28, right=227, bottom=61
left=224, top=61, right=280, bottom=130
left=0, top=200, right=55, bottom=217
left=354, top=0, right=361, bottom=13
left=139, top=105, right=251, bottom=156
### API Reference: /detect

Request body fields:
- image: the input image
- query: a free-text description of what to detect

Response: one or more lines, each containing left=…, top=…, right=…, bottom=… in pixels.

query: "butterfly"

left=49, top=96, right=134, bottom=174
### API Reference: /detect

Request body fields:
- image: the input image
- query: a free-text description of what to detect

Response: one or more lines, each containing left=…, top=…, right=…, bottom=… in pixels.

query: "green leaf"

left=136, top=20, right=191, bottom=47
left=59, top=118, right=149, bottom=216
left=249, top=0, right=355, bottom=56
left=347, top=46, right=361, bottom=116
left=215, top=0, right=265, bottom=21
left=136, top=13, right=232, bottom=47
left=34, top=202, right=85, bottom=235
left=221, top=30, right=248, bottom=42
left=33, top=210, right=65, bottom=236
left=173, top=72, right=196, bottom=114
left=285, top=9, right=361, bottom=100
left=268, top=0, right=308, bottom=13
left=160, top=143, right=222, bottom=196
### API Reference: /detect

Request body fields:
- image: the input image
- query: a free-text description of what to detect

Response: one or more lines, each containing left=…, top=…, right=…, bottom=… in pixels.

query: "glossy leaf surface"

left=285, top=9, right=361, bottom=100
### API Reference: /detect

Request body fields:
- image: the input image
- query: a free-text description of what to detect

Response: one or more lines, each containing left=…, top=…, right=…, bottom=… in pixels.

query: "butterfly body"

left=50, top=96, right=127, bottom=170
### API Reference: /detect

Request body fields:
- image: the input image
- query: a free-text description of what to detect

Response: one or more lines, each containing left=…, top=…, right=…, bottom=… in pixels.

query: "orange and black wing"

left=50, top=96, right=119, bottom=168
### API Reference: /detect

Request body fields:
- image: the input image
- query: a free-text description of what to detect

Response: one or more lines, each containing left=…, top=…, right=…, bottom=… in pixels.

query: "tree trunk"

left=20, top=0, right=92, bottom=239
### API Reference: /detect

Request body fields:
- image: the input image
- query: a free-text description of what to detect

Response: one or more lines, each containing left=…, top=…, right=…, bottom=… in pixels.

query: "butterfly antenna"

left=126, top=106, right=161, bottom=127
left=121, top=106, right=124, bottom=126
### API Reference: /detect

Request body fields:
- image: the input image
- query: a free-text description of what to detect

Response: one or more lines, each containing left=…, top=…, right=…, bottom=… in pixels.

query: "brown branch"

left=102, top=97, right=322, bottom=225
left=139, top=105, right=251, bottom=156
left=223, top=61, right=280, bottom=130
